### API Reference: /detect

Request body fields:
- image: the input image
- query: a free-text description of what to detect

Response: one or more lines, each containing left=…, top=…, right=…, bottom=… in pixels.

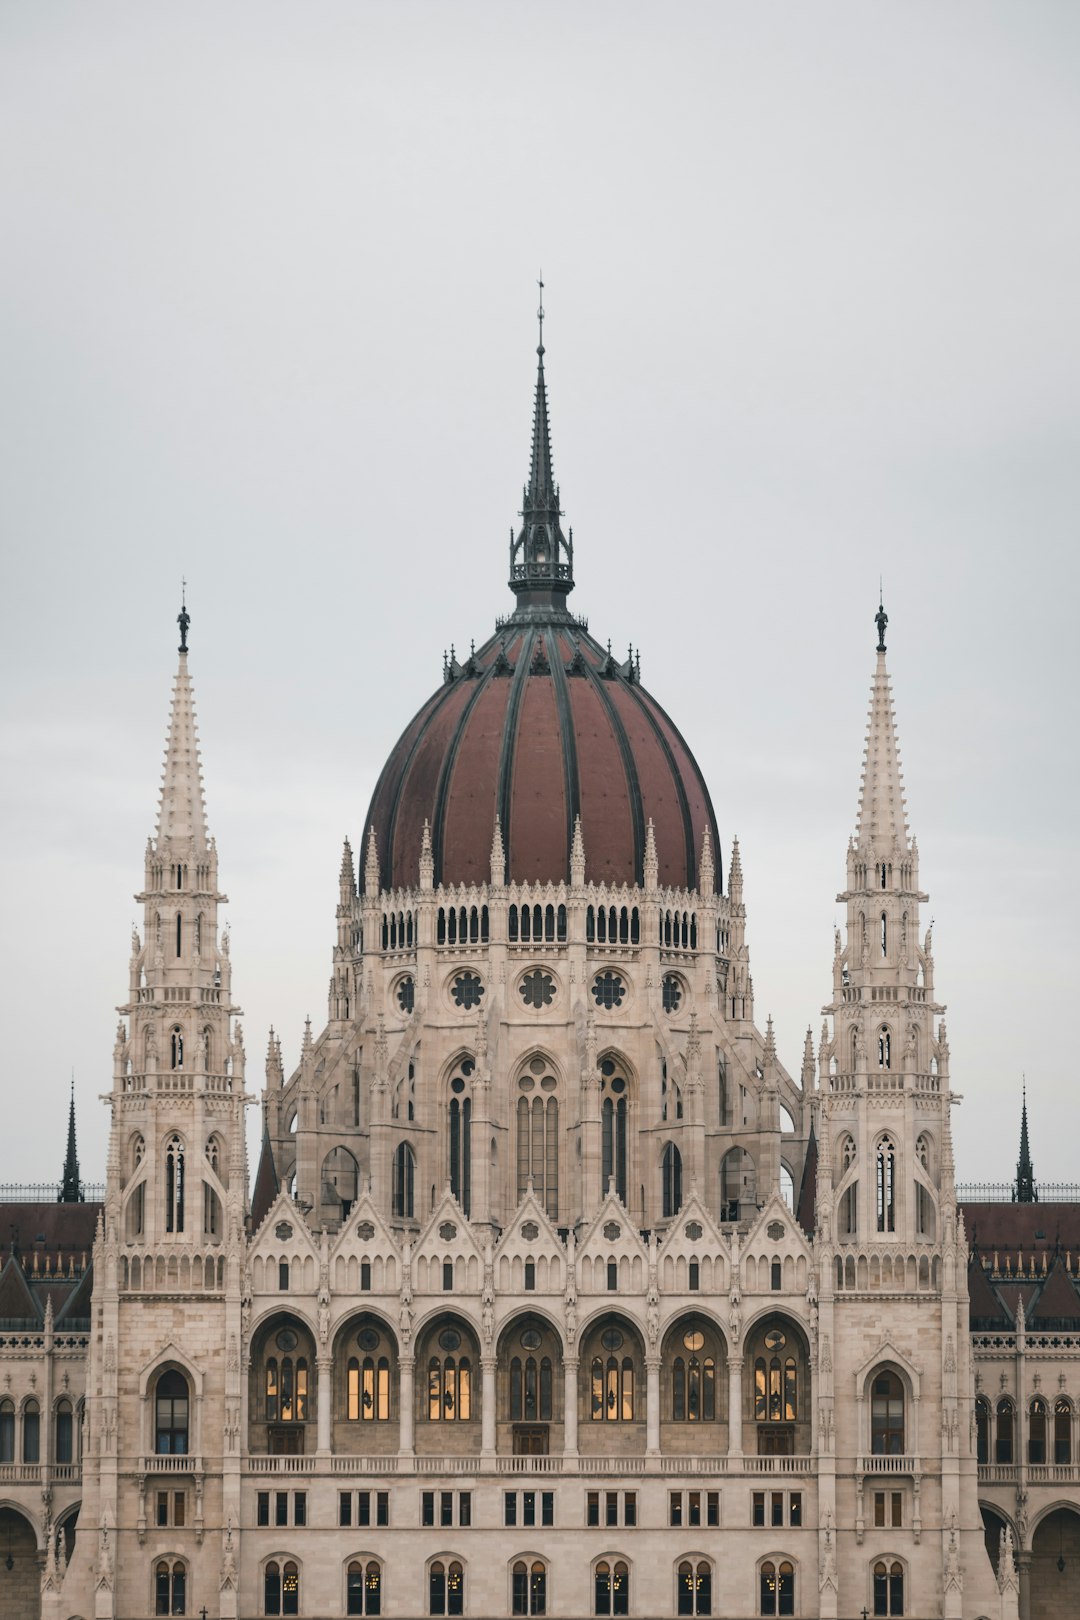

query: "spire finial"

left=1015, top=1076, right=1037, bottom=1204
left=59, top=1072, right=83, bottom=1204
left=875, top=589, right=887, bottom=653
left=537, top=271, right=545, bottom=357
left=178, top=581, right=190, bottom=654
left=509, top=291, right=574, bottom=604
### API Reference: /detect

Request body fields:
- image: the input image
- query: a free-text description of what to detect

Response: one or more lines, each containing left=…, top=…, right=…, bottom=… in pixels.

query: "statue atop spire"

left=58, top=1075, right=83, bottom=1204
left=508, top=284, right=574, bottom=610
left=875, top=590, right=888, bottom=653
left=1013, top=1079, right=1038, bottom=1204
left=178, top=580, right=190, bottom=654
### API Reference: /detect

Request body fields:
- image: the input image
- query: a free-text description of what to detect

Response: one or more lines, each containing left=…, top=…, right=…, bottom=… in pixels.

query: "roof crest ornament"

left=178, top=579, right=190, bottom=654
left=875, top=587, right=887, bottom=654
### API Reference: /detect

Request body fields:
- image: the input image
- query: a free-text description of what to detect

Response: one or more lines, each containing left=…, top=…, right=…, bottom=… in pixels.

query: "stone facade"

left=3, top=352, right=1075, bottom=1620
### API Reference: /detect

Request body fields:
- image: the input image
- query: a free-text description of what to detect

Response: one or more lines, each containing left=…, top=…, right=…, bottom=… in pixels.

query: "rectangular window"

left=523, top=1491, right=536, bottom=1527
left=339, top=1492, right=352, bottom=1528
left=294, top=1492, right=306, bottom=1527
left=459, top=1492, right=471, bottom=1528
left=606, top=1491, right=619, bottom=1528
left=505, top=1493, right=517, bottom=1527
left=359, top=1492, right=371, bottom=1528
left=874, top=1491, right=885, bottom=1528
left=275, top=1491, right=288, bottom=1527
left=753, top=1492, right=765, bottom=1527
left=422, top=1491, right=435, bottom=1528
left=892, top=1492, right=902, bottom=1528
left=771, top=1492, right=784, bottom=1528
left=542, top=1491, right=554, bottom=1527
left=707, top=1492, right=720, bottom=1528
left=587, top=1491, right=600, bottom=1528
left=173, top=1491, right=186, bottom=1528
left=624, top=1492, right=637, bottom=1527
left=157, top=1491, right=169, bottom=1528
left=689, top=1260, right=700, bottom=1291
left=670, top=1493, right=683, bottom=1528
left=688, top=1491, right=701, bottom=1527
left=441, top=1491, right=453, bottom=1528
left=789, top=1492, right=802, bottom=1527
left=257, top=1491, right=270, bottom=1528
left=361, top=1260, right=371, bottom=1291
left=377, top=1492, right=389, bottom=1527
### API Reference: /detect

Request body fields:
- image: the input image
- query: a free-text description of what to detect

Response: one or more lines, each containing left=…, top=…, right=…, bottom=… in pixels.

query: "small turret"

left=364, top=825, right=380, bottom=898
left=643, top=819, right=658, bottom=892
left=490, top=814, right=506, bottom=888
left=570, top=814, right=586, bottom=889
left=419, top=820, right=434, bottom=890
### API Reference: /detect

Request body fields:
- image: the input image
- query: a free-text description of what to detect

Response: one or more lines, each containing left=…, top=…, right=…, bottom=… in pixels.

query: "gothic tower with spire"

left=70, top=606, right=251, bottom=1619
left=812, top=604, right=997, bottom=1619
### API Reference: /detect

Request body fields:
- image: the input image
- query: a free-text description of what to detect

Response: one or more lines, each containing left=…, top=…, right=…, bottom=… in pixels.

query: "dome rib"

left=545, top=627, right=582, bottom=870
left=430, top=665, right=497, bottom=889
left=496, top=628, right=536, bottom=879
left=576, top=653, right=646, bottom=887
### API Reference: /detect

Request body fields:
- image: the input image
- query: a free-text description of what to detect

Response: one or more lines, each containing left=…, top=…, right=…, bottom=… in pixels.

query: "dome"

left=364, top=330, right=722, bottom=896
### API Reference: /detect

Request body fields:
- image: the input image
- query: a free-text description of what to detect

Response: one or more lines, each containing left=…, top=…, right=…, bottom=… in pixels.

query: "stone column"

left=316, top=1358, right=332, bottom=1453
left=646, top=1357, right=661, bottom=1455
left=399, top=1356, right=415, bottom=1455
left=728, top=1356, right=744, bottom=1457
left=563, top=1358, right=579, bottom=1456
left=481, top=1357, right=497, bottom=1456
left=1017, top=1549, right=1031, bottom=1620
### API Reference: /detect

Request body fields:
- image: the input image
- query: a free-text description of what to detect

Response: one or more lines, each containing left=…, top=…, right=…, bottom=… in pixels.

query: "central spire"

left=855, top=598, right=909, bottom=855
left=1014, top=1080, right=1038, bottom=1203
left=508, top=282, right=574, bottom=610
left=157, top=599, right=210, bottom=849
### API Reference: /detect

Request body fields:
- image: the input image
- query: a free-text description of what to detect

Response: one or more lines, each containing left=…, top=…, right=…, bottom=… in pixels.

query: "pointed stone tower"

left=79, top=602, right=252, bottom=1618
left=59, top=1077, right=84, bottom=1203
left=812, top=601, right=998, bottom=1619
left=1013, top=1080, right=1038, bottom=1203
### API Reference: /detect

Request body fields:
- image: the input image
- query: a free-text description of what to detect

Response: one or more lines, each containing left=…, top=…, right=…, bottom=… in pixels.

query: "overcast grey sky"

left=2, top=3, right=1078, bottom=1190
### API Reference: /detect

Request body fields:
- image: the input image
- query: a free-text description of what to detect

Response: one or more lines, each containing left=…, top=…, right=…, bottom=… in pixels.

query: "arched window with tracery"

left=759, top=1560, right=794, bottom=1616
left=875, top=1136, right=896, bottom=1232
left=600, top=1058, right=629, bottom=1201
left=393, top=1142, right=415, bottom=1219
left=594, top=1559, right=629, bottom=1616
left=448, top=1057, right=474, bottom=1216
left=677, top=1560, right=712, bottom=1616
left=509, top=1351, right=553, bottom=1422
left=429, top=1559, right=464, bottom=1616
left=878, top=1025, right=891, bottom=1069
left=170, top=1026, right=183, bottom=1070
left=870, top=1371, right=905, bottom=1455
left=512, top=1559, right=547, bottom=1616
left=265, top=1333, right=309, bottom=1427
left=975, top=1396, right=990, bottom=1463
left=662, top=1142, right=683, bottom=1218
left=347, top=1559, right=382, bottom=1615
left=425, top=1326, right=473, bottom=1422
left=55, top=1398, right=74, bottom=1464
left=516, top=1058, right=559, bottom=1219
left=587, top=1323, right=638, bottom=1423
left=264, top=1559, right=300, bottom=1616
left=22, top=1398, right=40, bottom=1462
left=669, top=1322, right=717, bottom=1423
left=156, top=1557, right=187, bottom=1615
left=0, top=1399, right=12, bottom=1462
left=165, top=1134, right=185, bottom=1233
left=872, top=1559, right=904, bottom=1616
left=748, top=1320, right=807, bottom=1455
left=348, top=1353, right=391, bottom=1422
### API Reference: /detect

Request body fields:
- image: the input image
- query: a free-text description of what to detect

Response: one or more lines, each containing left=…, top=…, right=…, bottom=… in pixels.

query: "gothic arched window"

left=516, top=1059, right=559, bottom=1219
left=996, top=1397, right=1014, bottom=1464
left=870, top=1371, right=905, bottom=1455
left=1055, top=1398, right=1073, bottom=1465
left=878, top=1025, right=891, bottom=1069
left=512, top=1559, right=547, bottom=1616
left=429, top=1559, right=464, bottom=1616
left=448, top=1058, right=474, bottom=1216
left=264, top=1559, right=300, bottom=1616
left=875, top=1137, right=896, bottom=1233
left=600, top=1058, right=629, bottom=1201
left=662, top=1142, right=683, bottom=1217
left=975, top=1397, right=990, bottom=1463
left=155, top=1557, right=187, bottom=1616
left=170, top=1026, right=184, bottom=1070
left=759, top=1560, right=794, bottom=1617
left=155, top=1370, right=190, bottom=1455
left=426, top=1327, right=473, bottom=1422
left=0, top=1399, right=13, bottom=1462
left=55, top=1398, right=73, bottom=1464
left=509, top=1352, right=554, bottom=1422
left=677, top=1560, right=712, bottom=1616
left=594, top=1560, right=629, bottom=1617
left=671, top=1325, right=716, bottom=1422
left=165, top=1134, right=185, bottom=1232
left=347, top=1560, right=382, bottom=1616
left=22, top=1399, right=40, bottom=1462
left=265, top=1350, right=308, bottom=1425
left=589, top=1326, right=636, bottom=1424
left=873, top=1559, right=904, bottom=1617
left=393, top=1142, right=415, bottom=1220
left=347, top=1355, right=391, bottom=1422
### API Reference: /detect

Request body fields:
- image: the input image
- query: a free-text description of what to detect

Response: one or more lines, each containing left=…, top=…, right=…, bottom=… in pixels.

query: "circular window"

left=438, top=1221, right=457, bottom=1241
left=451, top=972, right=484, bottom=1010
left=438, top=1328, right=462, bottom=1352
left=601, top=1058, right=616, bottom=1077
left=764, top=1329, right=787, bottom=1351
left=520, top=1328, right=543, bottom=1351
left=529, top=1056, right=545, bottom=1076
left=600, top=1327, right=624, bottom=1352
left=451, top=1077, right=465, bottom=1094
left=683, top=1329, right=705, bottom=1353
left=521, top=1222, right=540, bottom=1241
left=356, top=1221, right=375, bottom=1241
left=684, top=1221, right=703, bottom=1241
left=540, top=1074, right=556, bottom=1091
left=397, top=976, right=415, bottom=1014
left=357, top=1328, right=380, bottom=1353
left=276, top=1329, right=298, bottom=1352
left=519, top=970, right=556, bottom=1009
left=609, top=1075, right=626, bottom=1094
left=518, top=1075, right=534, bottom=1093
left=592, top=971, right=625, bottom=1010
left=662, top=974, right=682, bottom=1014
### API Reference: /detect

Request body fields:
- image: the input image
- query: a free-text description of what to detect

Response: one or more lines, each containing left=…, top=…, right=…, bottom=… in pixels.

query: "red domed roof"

left=366, top=623, right=721, bottom=894
left=363, top=331, right=722, bottom=895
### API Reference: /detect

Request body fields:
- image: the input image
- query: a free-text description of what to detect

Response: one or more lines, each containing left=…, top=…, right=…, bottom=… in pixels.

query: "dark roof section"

left=966, top=1253, right=1013, bottom=1329
left=795, top=1121, right=817, bottom=1238
left=1030, top=1256, right=1080, bottom=1327
left=0, top=1253, right=41, bottom=1324
left=250, top=1123, right=280, bottom=1233
left=960, top=1202, right=1080, bottom=1257
left=365, top=621, right=723, bottom=894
